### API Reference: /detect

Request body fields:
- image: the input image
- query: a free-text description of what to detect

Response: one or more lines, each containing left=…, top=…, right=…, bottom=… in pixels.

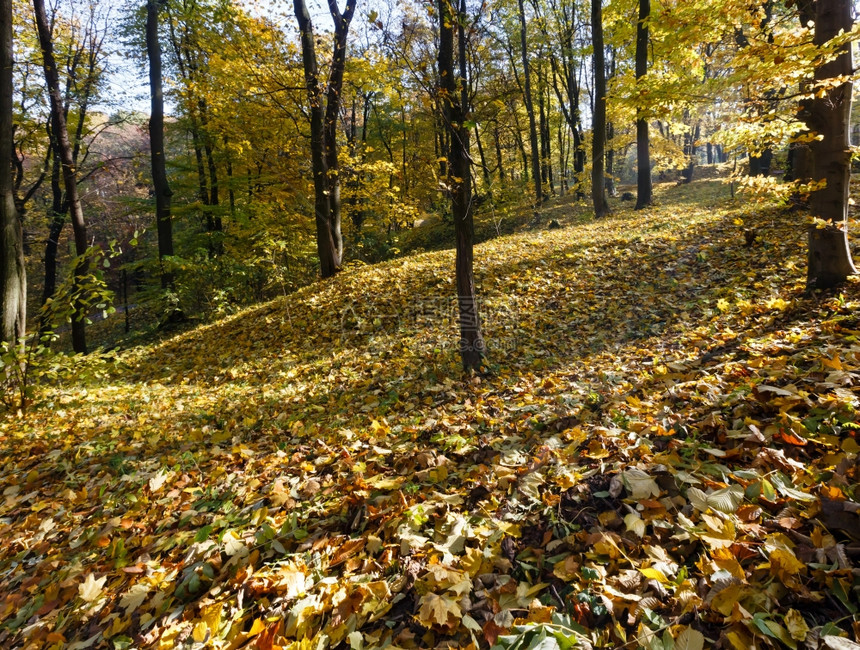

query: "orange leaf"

left=775, top=430, right=807, bottom=446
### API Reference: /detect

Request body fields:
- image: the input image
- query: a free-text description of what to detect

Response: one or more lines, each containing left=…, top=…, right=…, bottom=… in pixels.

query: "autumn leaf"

left=417, top=592, right=462, bottom=627
left=78, top=574, right=106, bottom=603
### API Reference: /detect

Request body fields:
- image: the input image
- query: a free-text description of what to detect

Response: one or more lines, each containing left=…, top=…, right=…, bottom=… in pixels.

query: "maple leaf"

left=78, top=574, right=106, bottom=603
left=119, top=583, right=150, bottom=613
left=417, top=592, right=462, bottom=627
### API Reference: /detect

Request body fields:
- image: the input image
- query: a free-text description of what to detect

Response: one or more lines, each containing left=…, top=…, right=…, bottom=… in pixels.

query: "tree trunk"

left=474, top=123, right=492, bottom=191
left=807, top=0, right=856, bottom=288
left=590, top=0, right=610, bottom=218
left=493, top=121, right=505, bottom=184
left=788, top=0, right=815, bottom=196
left=634, top=0, right=652, bottom=209
left=517, top=0, right=542, bottom=206
left=33, top=0, right=87, bottom=353
left=40, top=140, right=63, bottom=336
left=439, top=0, right=484, bottom=371
left=323, top=0, right=355, bottom=263
left=147, top=0, right=174, bottom=290
left=0, top=0, right=24, bottom=345
left=294, top=0, right=354, bottom=278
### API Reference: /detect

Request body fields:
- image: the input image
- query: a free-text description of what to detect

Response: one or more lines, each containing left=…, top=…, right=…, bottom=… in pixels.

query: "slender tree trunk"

left=590, top=0, right=610, bottom=218
left=634, top=0, right=652, bottom=209
left=807, top=0, right=856, bottom=288
left=556, top=117, right=566, bottom=196
left=33, top=0, right=87, bottom=353
left=147, top=0, right=174, bottom=289
left=40, top=140, right=63, bottom=335
left=474, top=123, right=492, bottom=191
left=537, top=77, right=554, bottom=195
left=0, top=0, right=24, bottom=345
left=517, top=0, right=542, bottom=206
left=225, top=138, right=236, bottom=217
left=439, top=0, right=484, bottom=371
left=493, top=121, right=505, bottom=184
left=606, top=122, right=616, bottom=197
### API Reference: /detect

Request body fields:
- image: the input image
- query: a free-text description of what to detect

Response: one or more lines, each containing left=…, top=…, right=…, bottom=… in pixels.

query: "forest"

left=1, top=0, right=860, bottom=648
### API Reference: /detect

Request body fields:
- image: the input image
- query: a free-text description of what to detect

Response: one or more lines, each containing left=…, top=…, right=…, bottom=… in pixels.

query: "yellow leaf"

left=822, top=353, right=843, bottom=370
left=639, top=567, right=668, bottom=583
left=769, top=548, right=805, bottom=579
left=248, top=618, right=267, bottom=637
left=119, top=583, right=150, bottom=613
left=676, top=626, right=705, bottom=650
left=417, top=592, right=461, bottom=627
left=192, top=620, right=209, bottom=643
left=710, top=584, right=745, bottom=616
left=200, top=601, right=223, bottom=636
left=78, top=574, right=106, bottom=603
left=785, top=609, right=809, bottom=641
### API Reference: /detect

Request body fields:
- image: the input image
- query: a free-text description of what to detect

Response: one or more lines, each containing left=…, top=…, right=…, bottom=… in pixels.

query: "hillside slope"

left=2, top=179, right=859, bottom=650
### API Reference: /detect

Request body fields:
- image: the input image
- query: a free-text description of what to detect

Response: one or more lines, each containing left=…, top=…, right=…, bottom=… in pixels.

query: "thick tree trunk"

left=0, top=0, right=24, bottom=345
left=590, top=0, right=610, bottom=218
left=439, top=0, right=484, bottom=371
left=807, top=0, right=856, bottom=288
left=33, top=0, right=87, bottom=353
left=634, top=0, right=652, bottom=209
left=147, top=0, right=174, bottom=289
left=517, top=0, right=542, bottom=206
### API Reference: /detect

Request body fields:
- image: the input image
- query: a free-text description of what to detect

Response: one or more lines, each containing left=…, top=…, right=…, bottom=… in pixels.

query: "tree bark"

left=323, top=0, right=355, bottom=263
left=787, top=0, right=815, bottom=196
left=517, top=0, right=542, bottom=206
left=590, top=0, right=610, bottom=218
left=147, top=0, right=174, bottom=289
left=807, top=0, right=856, bottom=288
left=438, top=0, right=484, bottom=371
left=474, top=123, right=492, bottom=191
left=33, top=0, right=88, bottom=353
left=493, top=121, right=505, bottom=184
left=294, top=0, right=354, bottom=278
left=0, top=0, right=24, bottom=345
left=634, top=0, right=652, bottom=209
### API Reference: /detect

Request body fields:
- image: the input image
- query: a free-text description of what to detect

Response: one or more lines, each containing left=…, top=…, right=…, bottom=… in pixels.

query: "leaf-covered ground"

left=3, top=179, right=860, bottom=650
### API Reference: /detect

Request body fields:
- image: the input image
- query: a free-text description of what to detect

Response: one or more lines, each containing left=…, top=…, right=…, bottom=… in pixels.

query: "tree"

left=165, top=0, right=223, bottom=252
left=33, top=0, right=89, bottom=353
left=806, top=0, right=856, bottom=288
left=1, top=0, right=24, bottom=344
left=634, top=0, right=651, bottom=210
left=294, top=0, right=356, bottom=279
left=438, top=0, right=484, bottom=371
left=146, top=0, right=174, bottom=289
left=590, top=0, right=609, bottom=218
left=517, top=0, right=542, bottom=206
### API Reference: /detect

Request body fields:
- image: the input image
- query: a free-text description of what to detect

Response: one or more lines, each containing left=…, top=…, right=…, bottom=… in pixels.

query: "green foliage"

left=492, top=612, right=588, bottom=650
left=1, top=245, right=115, bottom=413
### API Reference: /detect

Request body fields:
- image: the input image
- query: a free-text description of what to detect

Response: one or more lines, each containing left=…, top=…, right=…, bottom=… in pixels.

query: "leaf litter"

left=1, top=179, right=860, bottom=649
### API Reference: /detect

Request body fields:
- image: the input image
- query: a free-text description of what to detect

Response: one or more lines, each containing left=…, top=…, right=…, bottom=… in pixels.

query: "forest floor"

left=2, top=176, right=860, bottom=650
